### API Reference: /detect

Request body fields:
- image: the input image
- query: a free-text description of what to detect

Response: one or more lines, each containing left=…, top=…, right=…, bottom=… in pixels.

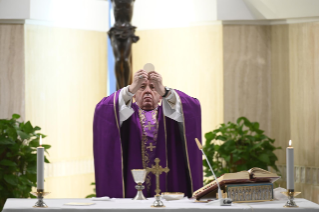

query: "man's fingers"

left=136, top=72, right=148, bottom=79
left=148, top=70, right=158, bottom=75
left=149, top=73, right=161, bottom=81
left=135, top=70, right=147, bottom=77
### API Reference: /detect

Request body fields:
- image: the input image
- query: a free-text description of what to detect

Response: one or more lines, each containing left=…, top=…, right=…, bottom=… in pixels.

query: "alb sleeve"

left=118, top=86, right=135, bottom=126
left=162, top=89, right=183, bottom=122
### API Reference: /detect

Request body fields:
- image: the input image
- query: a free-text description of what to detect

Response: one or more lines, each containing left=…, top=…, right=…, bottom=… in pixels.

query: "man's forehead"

left=141, top=80, right=154, bottom=86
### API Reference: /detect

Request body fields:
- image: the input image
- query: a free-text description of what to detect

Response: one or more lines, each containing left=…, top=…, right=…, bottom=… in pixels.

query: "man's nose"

left=144, top=85, right=151, bottom=93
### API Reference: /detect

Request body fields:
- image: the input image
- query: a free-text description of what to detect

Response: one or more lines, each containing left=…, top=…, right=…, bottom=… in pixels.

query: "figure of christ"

left=108, top=0, right=139, bottom=90
left=93, top=70, right=203, bottom=198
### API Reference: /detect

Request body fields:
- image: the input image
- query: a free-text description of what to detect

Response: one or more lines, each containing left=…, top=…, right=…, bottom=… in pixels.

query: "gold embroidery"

left=162, top=111, right=168, bottom=192
left=139, top=109, right=148, bottom=169
left=138, top=109, right=150, bottom=194
left=147, top=143, right=156, bottom=151
left=146, top=121, right=154, bottom=130
left=138, top=108, right=159, bottom=196
left=152, top=110, right=159, bottom=141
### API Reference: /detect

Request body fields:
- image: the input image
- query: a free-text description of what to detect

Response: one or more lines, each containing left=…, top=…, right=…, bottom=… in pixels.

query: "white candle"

left=37, top=135, right=44, bottom=190
left=286, top=140, right=294, bottom=190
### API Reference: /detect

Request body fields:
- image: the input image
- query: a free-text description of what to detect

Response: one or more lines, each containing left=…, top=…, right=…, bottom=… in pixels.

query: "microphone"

left=195, top=138, right=232, bottom=206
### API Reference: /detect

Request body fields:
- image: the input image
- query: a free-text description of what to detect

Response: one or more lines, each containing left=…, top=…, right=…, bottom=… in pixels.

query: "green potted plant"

left=203, top=117, right=281, bottom=184
left=85, top=182, right=96, bottom=198
left=0, top=114, right=51, bottom=210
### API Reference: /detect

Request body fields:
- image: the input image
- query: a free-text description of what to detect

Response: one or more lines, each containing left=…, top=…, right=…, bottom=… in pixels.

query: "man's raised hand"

left=128, top=70, right=148, bottom=94
left=148, top=71, right=165, bottom=96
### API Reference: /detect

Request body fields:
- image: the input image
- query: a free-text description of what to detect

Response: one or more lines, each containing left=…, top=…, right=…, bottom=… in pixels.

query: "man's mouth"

left=143, top=95, right=152, bottom=99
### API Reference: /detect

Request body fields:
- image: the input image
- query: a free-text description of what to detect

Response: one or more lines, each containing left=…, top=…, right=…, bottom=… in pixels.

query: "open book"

left=192, top=167, right=280, bottom=200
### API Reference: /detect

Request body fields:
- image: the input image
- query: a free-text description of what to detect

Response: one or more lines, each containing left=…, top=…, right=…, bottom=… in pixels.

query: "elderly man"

left=93, top=70, right=202, bottom=198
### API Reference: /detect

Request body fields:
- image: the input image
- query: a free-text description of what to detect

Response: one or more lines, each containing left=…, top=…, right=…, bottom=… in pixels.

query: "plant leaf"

left=205, top=132, right=214, bottom=141
left=7, top=128, right=18, bottom=141
left=12, top=114, right=20, bottom=119
left=0, top=136, right=14, bottom=145
left=0, top=159, right=17, bottom=166
left=4, top=174, right=18, bottom=185
left=22, top=121, right=34, bottom=134
left=34, top=126, right=41, bottom=131
left=17, top=130, right=30, bottom=140
left=258, top=154, right=270, bottom=164
left=29, top=139, right=39, bottom=147
left=42, top=144, right=51, bottom=150
left=250, top=142, right=263, bottom=151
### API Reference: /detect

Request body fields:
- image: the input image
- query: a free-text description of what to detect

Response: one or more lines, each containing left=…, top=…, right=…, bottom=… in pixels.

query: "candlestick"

left=286, top=140, right=294, bottom=190
left=30, top=190, right=50, bottom=208
left=281, top=190, right=301, bottom=208
left=31, top=135, right=50, bottom=208
left=37, top=135, right=44, bottom=190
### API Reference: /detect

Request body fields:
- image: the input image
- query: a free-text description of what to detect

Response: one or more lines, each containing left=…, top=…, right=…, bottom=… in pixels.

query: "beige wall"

left=24, top=25, right=107, bottom=198
left=0, top=24, right=25, bottom=120
left=271, top=22, right=319, bottom=203
left=223, top=25, right=272, bottom=135
left=132, top=25, right=224, bottom=138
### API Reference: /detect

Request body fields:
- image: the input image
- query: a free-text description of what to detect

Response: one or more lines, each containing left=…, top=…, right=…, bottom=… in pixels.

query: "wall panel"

left=25, top=25, right=107, bottom=198
left=223, top=25, right=272, bottom=135
left=0, top=24, right=25, bottom=120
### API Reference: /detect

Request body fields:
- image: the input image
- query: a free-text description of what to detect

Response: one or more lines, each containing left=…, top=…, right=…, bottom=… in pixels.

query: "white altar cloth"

left=3, top=198, right=319, bottom=212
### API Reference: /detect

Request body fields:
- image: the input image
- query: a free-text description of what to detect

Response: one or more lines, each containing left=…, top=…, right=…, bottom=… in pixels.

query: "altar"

left=3, top=198, right=319, bottom=212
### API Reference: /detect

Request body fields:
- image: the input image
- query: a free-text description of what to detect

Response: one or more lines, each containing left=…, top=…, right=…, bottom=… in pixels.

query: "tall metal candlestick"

left=283, top=139, right=300, bottom=208
left=31, top=135, right=50, bottom=208
left=37, top=135, right=44, bottom=190
left=286, top=140, right=294, bottom=190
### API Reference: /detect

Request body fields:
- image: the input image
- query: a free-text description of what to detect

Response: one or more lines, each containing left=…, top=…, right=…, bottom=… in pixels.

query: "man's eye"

left=141, top=86, right=145, bottom=89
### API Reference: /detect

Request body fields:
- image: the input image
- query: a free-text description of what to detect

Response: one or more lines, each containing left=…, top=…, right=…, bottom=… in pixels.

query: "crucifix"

left=147, top=143, right=156, bottom=152
left=146, top=158, right=169, bottom=196
left=146, top=121, right=153, bottom=130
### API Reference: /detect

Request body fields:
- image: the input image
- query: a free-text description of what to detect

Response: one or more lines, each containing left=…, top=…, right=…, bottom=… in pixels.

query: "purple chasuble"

left=93, top=89, right=203, bottom=198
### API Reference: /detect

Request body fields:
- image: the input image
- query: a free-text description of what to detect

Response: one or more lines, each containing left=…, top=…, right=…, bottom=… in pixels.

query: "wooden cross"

left=146, top=158, right=170, bottom=196
left=146, top=121, right=153, bottom=130
left=147, top=143, right=156, bottom=152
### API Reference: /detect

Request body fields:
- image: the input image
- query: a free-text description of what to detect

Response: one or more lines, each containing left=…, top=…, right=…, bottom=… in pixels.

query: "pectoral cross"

left=146, top=158, right=170, bottom=196
left=146, top=121, right=153, bottom=130
left=147, top=143, right=156, bottom=152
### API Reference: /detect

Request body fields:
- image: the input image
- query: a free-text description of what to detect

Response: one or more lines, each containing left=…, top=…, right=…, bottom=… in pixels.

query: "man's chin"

left=141, top=103, right=155, bottom=111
